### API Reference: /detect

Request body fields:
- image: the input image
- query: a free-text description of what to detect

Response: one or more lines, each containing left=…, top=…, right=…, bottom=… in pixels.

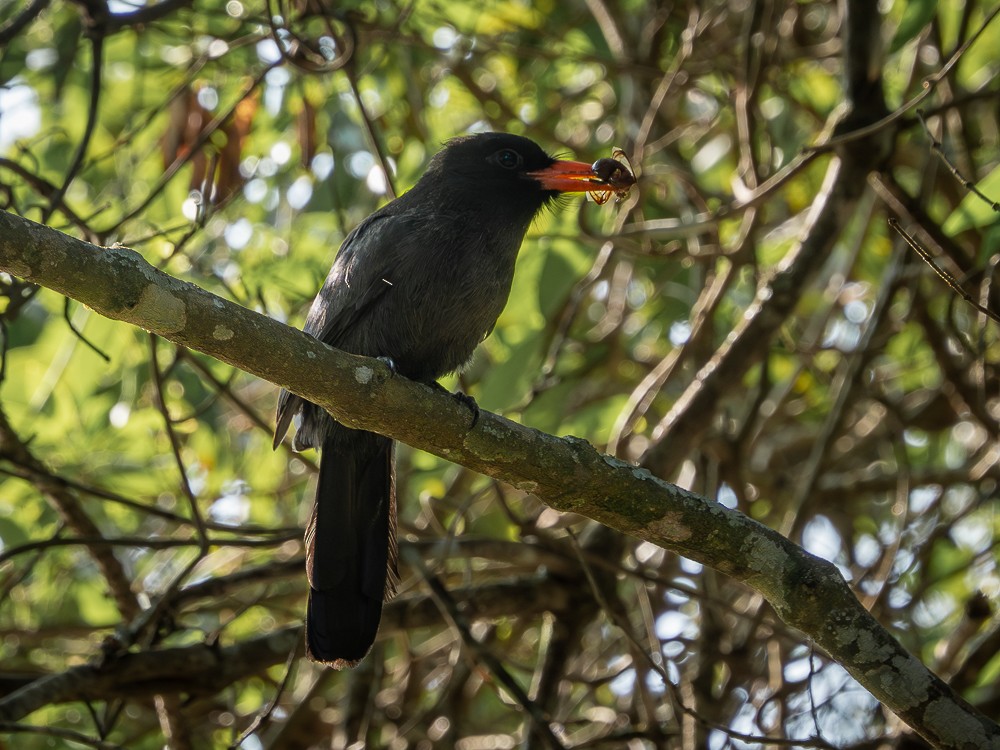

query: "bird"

left=273, top=132, right=617, bottom=668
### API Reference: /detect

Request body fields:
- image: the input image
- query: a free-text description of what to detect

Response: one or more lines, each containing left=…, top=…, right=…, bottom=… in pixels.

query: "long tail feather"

left=305, top=434, right=398, bottom=667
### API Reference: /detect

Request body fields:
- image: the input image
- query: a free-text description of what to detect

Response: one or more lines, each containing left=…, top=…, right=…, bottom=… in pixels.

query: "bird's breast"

left=368, top=228, right=522, bottom=380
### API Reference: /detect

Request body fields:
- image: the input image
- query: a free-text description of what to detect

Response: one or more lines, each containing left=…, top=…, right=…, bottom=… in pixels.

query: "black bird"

left=274, top=132, right=612, bottom=667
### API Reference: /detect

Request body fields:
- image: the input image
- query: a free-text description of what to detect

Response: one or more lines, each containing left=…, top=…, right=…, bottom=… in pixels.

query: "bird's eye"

left=493, top=149, right=523, bottom=170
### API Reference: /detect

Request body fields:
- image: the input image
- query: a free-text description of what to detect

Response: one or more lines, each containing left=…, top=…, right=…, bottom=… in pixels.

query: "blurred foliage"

left=1, top=0, right=999, bottom=747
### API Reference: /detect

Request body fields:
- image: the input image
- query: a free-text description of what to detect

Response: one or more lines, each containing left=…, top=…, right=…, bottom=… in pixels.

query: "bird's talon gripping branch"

left=425, top=382, right=480, bottom=429
left=377, top=355, right=398, bottom=376
left=452, top=391, right=481, bottom=430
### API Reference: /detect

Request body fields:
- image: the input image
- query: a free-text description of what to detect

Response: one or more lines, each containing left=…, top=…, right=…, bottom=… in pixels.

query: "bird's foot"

left=377, top=356, right=398, bottom=375
left=429, top=382, right=481, bottom=429
left=452, top=391, right=481, bottom=429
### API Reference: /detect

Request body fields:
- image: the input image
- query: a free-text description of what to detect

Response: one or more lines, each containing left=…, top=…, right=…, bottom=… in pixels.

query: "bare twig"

left=888, top=218, right=1000, bottom=325
left=916, top=109, right=1000, bottom=213
left=41, top=26, right=105, bottom=226
left=0, top=0, right=50, bottom=45
left=405, top=548, right=567, bottom=750
left=806, top=4, right=1000, bottom=153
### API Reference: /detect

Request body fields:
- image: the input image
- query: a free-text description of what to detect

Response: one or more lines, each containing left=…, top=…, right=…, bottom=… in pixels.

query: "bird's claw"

left=452, top=390, right=481, bottom=429
left=377, top=356, right=398, bottom=375
left=429, top=382, right=480, bottom=429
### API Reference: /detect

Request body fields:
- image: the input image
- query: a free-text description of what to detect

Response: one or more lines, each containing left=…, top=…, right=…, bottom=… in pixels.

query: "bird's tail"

left=305, top=434, right=398, bottom=668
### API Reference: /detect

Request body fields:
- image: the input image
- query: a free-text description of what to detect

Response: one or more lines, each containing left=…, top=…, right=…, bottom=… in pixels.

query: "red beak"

left=527, top=160, right=605, bottom=192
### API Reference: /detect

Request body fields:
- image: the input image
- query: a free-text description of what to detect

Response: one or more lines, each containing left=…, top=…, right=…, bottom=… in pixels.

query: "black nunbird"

left=274, top=132, right=616, bottom=667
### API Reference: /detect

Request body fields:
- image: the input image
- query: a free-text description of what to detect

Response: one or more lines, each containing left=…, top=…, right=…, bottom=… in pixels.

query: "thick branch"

left=0, top=210, right=997, bottom=748
left=0, top=576, right=570, bottom=719
left=0, top=627, right=300, bottom=721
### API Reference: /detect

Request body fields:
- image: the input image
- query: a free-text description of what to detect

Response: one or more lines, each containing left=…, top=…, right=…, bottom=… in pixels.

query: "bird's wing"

left=273, top=209, right=419, bottom=447
left=302, top=211, right=412, bottom=346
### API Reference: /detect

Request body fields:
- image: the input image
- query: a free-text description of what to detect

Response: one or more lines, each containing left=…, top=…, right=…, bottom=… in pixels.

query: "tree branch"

left=0, top=576, right=572, bottom=720
left=0, top=627, right=301, bottom=721
left=0, top=209, right=997, bottom=748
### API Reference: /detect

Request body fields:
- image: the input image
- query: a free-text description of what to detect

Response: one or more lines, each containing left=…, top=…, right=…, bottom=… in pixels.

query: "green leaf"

left=942, top=163, right=1000, bottom=236
left=476, top=332, right=543, bottom=412
left=890, top=0, right=938, bottom=54
left=0, top=515, right=28, bottom=548
left=52, top=13, right=83, bottom=99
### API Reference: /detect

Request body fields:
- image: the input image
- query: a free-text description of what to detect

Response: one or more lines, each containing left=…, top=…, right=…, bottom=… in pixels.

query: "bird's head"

left=418, top=132, right=620, bottom=212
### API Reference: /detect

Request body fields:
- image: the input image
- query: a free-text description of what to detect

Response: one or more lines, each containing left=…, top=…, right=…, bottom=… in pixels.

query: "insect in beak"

left=588, top=147, right=636, bottom=205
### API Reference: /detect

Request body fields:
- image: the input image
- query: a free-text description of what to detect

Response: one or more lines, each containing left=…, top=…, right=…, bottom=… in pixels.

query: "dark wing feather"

left=273, top=209, right=418, bottom=448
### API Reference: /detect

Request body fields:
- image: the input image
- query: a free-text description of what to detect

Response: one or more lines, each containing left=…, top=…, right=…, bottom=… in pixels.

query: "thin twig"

left=0, top=0, right=51, bottom=45
left=106, top=65, right=275, bottom=233
left=42, top=31, right=105, bottom=226
left=179, top=348, right=317, bottom=472
left=0, top=533, right=298, bottom=567
left=0, top=721, right=124, bottom=750
left=916, top=109, right=1000, bottom=213
left=229, top=638, right=303, bottom=749
left=345, top=66, right=397, bottom=200
left=62, top=299, right=111, bottom=362
left=566, top=530, right=838, bottom=749
left=149, top=335, right=210, bottom=547
left=806, top=4, right=1000, bottom=154
left=403, top=548, right=566, bottom=750
left=888, top=218, right=1000, bottom=325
